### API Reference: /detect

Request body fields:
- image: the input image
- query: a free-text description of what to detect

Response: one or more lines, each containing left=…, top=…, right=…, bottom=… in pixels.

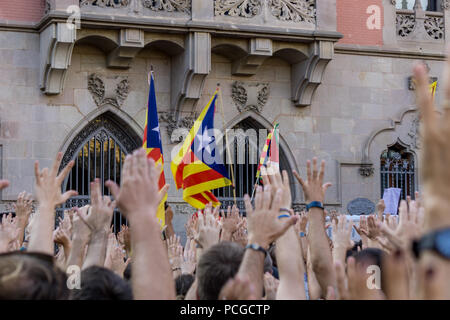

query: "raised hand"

left=221, top=205, right=240, bottom=241
left=293, top=158, right=332, bottom=204
left=332, top=215, right=353, bottom=265
left=117, top=225, right=131, bottom=255
left=263, top=272, right=279, bottom=300
left=181, top=239, right=196, bottom=275
left=244, top=185, right=297, bottom=250
left=0, top=213, right=20, bottom=252
left=219, top=275, right=257, bottom=300
left=194, top=211, right=220, bottom=250
left=34, top=152, right=77, bottom=207
left=105, top=149, right=169, bottom=224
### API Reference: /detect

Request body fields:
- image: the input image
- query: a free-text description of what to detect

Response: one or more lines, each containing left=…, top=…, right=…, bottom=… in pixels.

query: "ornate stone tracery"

left=396, top=13, right=416, bottom=37
left=142, top=0, right=191, bottom=13
left=214, top=0, right=263, bottom=18
left=424, top=16, right=444, bottom=40
left=159, top=112, right=197, bottom=143
left=80, top=0, right=130, bottom=8
left=269, top=0, right=315, bottom=23
left=214, top=0, right=315, bottom=23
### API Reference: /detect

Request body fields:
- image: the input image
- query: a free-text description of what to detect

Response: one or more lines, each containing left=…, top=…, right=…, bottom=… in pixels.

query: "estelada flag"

left=256, top=123, right=280, bottom=181
left=170, top=90, right=231, bottom=209
left=430, top=81, right=437, bottom=98
left=143, top=72, right=167, bottom=227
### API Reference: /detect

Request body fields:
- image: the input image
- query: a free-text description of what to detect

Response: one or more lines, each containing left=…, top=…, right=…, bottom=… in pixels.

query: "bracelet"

left=172, top=267, right=181, bottom=272
left=299, top=232, right=306, bottom=238
left=278, top=214, right=290, bottom=219
left=245, top=243, right=267, bottom=257
left=306, top=201, right=324, bottom=211
left=279, top=208, right=291, bottom=214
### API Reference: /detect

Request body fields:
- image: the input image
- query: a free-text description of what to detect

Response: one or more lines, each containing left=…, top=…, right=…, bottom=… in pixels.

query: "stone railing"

left=52, top=0, right=317, bottom=28
left=394, top=0, right=445, bottom=42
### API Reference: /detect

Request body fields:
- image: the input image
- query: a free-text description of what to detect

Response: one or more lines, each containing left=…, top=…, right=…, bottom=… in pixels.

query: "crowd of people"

left=0, top=60, right=449, bottom=300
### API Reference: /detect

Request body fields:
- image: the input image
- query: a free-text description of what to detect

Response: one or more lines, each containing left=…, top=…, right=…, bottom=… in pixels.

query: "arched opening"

left=213, top=117, right=294, bottom=212
left=59, top=112, right=141, bottom=231
left=380, top=142, right=416, bottom=201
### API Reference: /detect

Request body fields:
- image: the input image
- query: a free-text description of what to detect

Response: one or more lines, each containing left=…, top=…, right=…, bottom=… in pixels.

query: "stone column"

left=383, top=0, right=398, bottom=47
left=316, top=0, right=337, bottom=31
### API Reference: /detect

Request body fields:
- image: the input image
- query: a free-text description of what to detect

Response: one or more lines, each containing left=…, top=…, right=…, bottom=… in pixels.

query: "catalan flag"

left=171, top=90, right=231, bottom=209
left=143, top=72, right=167, bottom=226
left=256, top=123, right=280, bottom=181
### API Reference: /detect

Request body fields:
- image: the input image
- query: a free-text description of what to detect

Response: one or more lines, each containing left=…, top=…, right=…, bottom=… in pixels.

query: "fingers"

left=50, top=152, right=63, bottom=178
left=243, top=194, right=253, bottom=216
left=292, top=170, right=305, bottom=188
left=34, top=161, right=41, bottom=185
left=413, top=62, right=435, bottom=129
left=61, top=190, right=78, bottom=204
left=105, top=180, right=120, bottom=200
left=56, top=160, right=74, bottom=184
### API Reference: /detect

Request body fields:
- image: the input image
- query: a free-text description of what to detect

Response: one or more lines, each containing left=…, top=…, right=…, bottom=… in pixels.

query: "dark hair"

left=0, top=252, right=69, bottom=300
left=123, top=262, right=132, bottom=281
left=69, top=266, right=133, bottom=300
left=352, top=248, right=385, bottom=270
left=175, top=274, right=195, bottom=299
left=197, top=242, right=244, bottom=300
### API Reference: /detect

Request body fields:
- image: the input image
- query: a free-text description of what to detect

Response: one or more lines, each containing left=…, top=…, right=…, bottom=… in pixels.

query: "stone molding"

left=87, top=73, right=130, bottom=108
left=231, top=81, right=270, bottom=113
left=40, top=22, right=77, bottom=95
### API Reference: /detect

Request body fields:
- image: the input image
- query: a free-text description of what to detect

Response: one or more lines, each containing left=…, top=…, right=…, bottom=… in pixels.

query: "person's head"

left=69, top=266, right=132, bottom=300
left=196, top=242, right=244, bottom=300
left=0, top=252, right=69, bottom=300
left=175, top=274, right=195, bottom=300
left=351, top=248, right=385, bottom=271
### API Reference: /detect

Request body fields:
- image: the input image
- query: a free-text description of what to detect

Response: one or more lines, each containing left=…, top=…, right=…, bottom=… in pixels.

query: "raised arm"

left=28, top=152, right=77, bottom=255
left=106, top=148, right=173, bottom=300
left=239, top=182, right=297, bottom=300
left=293, top=158, right=336, bottom=297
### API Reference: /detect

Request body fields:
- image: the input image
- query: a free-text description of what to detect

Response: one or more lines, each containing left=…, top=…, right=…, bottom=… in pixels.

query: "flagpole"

left=217, top=83, right=237, bottom=206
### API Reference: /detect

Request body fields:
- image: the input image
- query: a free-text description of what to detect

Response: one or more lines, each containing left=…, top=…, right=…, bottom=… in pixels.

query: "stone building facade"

left=0, top=0, right=448, bottom=232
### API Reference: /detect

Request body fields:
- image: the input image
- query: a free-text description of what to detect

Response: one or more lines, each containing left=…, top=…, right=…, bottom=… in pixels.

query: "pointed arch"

left=213, top=111, right=301, bottom=209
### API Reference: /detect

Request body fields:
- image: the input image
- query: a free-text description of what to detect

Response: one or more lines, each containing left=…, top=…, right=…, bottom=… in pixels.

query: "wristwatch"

left=412, top=228, right=450, bottom=260
left=306, top=201, right=324, bottom=211
left=245, top=243, right=268, bottom=257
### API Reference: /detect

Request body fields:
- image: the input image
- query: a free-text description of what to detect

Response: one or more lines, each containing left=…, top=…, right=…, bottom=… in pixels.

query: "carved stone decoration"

left=214, top=0, right=263, bottom=18
left=171, top=32, right=211, bottom=115
left=292, top=40, right=334, bottom=107
left=159, top=112, right=197, bottom=143
left=408, top=116, right=421, bottom=149
left=359, top=165, right=375, bottom=177
left=424, top=16, right=444, bottom=40
left=44, top=0, right=51, bottom=14
left=40, top=23, right=76, bottom=95
left=88, top=74, right=130, bottom=108
left=142, top=0, right=191, bottom=13
left=80, top=0, right=130, bottom=8
left=232, top=81, right=270, bottom=113
left=269, top=0, right=316, bottom=24
left=442, top=0, right=450, bottom=10
left=347, top=198, right=376, bottom=216
left=396, top=13, right=416, bottom=38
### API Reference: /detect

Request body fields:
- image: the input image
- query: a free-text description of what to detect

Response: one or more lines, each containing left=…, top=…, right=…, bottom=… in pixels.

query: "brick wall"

left=337, top=0, right=384, bottom=46
left=0, top=0, right=45, bottom=23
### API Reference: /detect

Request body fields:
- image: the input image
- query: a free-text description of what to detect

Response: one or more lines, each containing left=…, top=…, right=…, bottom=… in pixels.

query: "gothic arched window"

left=380, top=143, right=416, bottom=201
left=59, top=112, right=141, bottom=231
left=213, top=118, right=294, bottom=212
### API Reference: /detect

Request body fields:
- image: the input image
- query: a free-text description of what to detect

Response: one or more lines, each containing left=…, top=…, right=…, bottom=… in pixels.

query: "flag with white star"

left=171, top=90, right=231, bottom=209
left=143, top=72, right=167, bottom=226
